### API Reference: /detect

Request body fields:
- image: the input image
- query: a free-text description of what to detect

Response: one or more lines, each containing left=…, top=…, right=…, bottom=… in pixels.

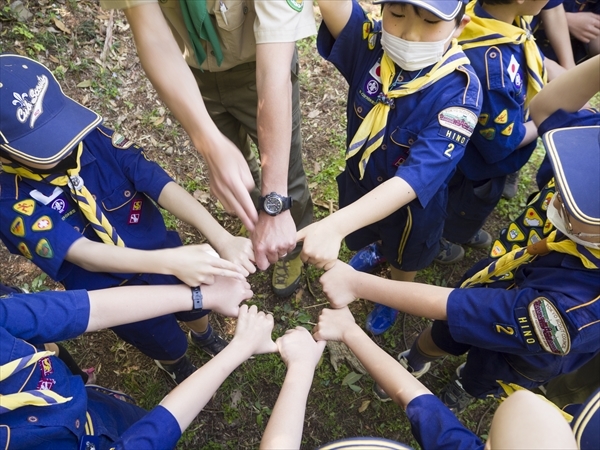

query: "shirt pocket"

left=389, top=128, right=417, bottom=168
left=101, top=181, right=150, bottom=234
left=213, top=0, right=247, bottom=32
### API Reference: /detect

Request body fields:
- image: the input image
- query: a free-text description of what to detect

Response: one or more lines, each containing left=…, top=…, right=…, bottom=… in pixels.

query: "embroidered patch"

left=507, top=54, right=520, bottom=83
left=368, top=33, right=377, bottom=50
left=32, top=215, right=53, bottom=231
left=67, top=175, right=84, bottom=191
left=527, top=229, right=542, bottom=245
left=523, top=207, right=543, bottom=227
left=438, top=107, right=477, bottom=137
left=543, top=218, right=554, bottom=235
left=39, top=357, right=54, bottom=376
left=515, top=306, right=539, bottom=350
left=491, top=240, right=507, bottom=257
left=10, top=217, right=25, bottom=237
left=132, top=199, right=143, bottom=211
left=286, top=0, right=303, bottom=12
left=37, top=378, right=56, bottom=391
left=365, top=79, right=380, bottom=95
left=128, top=197, right=143, bottom=224
left=514, top=72, right=522, bottom=88
left=18, top=242, right=33, bottom=259
left=494, top=109, right=508, bottom=124
left=528, top=297, right=571, bottom=355
left=506, top=223, right=525, bottom=242
left=363, top=21, right=371, bottom=40
left=51, top=197, right=67, bottom=215
left=129, top=213, right=141, bottom=224
left=111, top=132, right=134, bottom=150
left=542, top=191, right=553, bottom=211
left=13, top=199, right=35, bottom=216
left=478, top=113, right=489, bottom=126
left=368, top=61, right=382, bottom=82
left=439, top=128, right=468, bottom=145
left=35, top=239, right=54, bottom=259
left=479, top=128, right=496, bottom=140
left=29, top=187, right=63, bottom=206
left=501, top=123, right=514, bottom=136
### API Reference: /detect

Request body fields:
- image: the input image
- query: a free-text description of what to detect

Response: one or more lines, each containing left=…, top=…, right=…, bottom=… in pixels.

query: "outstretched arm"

left=317, top=0, right=353, bottom=39
left=540, top=5, right=576, bottom=70
left=530, top=55, right=600, bottom=126
left=261, top=328, right=326, bottom=449
left=319, top=260, right=451, bottom=319
left=313, top=307, right=431, bottom=408
left=121, top=3, right=258, bottom=230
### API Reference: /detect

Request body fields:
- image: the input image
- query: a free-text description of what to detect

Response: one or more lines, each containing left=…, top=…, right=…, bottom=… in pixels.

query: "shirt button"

left=210, top=51, right=215, bottom=56
left=74, top=226, right=80, bottom=232
left=490, top=52, right=497, bottom=59
left=397, top=75, right=404, bottom=82
left=381, top=144, right=387, bottom=150
left=124, top=190, right=131, bottom=198
left=377, top=176, right=383, bottom=182
left=408, top=138, right=414, bottom=145
left=357, top=106, right=363, bottom=114
left=460, top=211, right=466, bottom=216
left=92, top=195, right=97, bottom=200
left=28, top=416, right=38, bottom=423
left=243, top=5, right=248, bottom=14
left=75, top=419, right=80, bottom=428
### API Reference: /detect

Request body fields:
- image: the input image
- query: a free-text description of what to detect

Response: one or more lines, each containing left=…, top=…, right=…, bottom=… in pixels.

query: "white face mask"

left=547, top=196, right=600, bottom=250
left=380, top=26, right=456, bottom=72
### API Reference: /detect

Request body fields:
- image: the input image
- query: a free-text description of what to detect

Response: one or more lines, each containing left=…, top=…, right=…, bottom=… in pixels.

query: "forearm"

left=86, top=284, right=192, bottom=331
left=158, top=182, right=232, bottom=248
left=317, top=0, right=353, bottom=39
left=123, top=4, right=222, bottom=154
left=542, top=6, right=576, bottom=69
left=328, top=176, right=416, bottom=238
left=159, top=340, right=251, bottom=431
left=260, top=365, right=315, bottom=449
left=350, top=272, right=450, bottom=320
left=343, top=325, right=432, bottom=409
left=517, top=121, right=539, bottom=149
left=256, top=43, right=295, bottom=195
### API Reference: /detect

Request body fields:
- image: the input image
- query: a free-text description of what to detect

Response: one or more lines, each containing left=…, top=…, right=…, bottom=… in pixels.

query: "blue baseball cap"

left=543, top=126, right=600, bottom=226
left=319, top=437, right=414, bottom=450
left=0, top=54, right=102, bottom=165
left=373, top=0, right=469, bottom=21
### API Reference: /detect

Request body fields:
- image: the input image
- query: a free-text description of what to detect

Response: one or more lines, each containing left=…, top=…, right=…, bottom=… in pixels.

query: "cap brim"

left=0, top=94, right=101, bottom=165
left=373, top=0, right=464, bottom=20
left=543, top=126, right=600, bottom=226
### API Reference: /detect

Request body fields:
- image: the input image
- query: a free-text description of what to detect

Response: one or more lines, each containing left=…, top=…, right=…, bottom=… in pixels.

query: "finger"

left=296, top=228, right=306, bottom=243
left=239, top=303, right=249, bottom=315
left=322, top=259, right=338, bottom=271
left=315, top=339, right=327, bottom=352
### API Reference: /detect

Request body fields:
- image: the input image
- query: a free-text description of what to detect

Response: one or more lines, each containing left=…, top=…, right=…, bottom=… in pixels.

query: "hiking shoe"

left=366, top=304, right=398, bottom=335
left=373, top=383, right=393, bottom=402
left=189, top=326, right=229, bottom=357
left=435, top=238, right=465, bottom=265
left=438, top=363, right=474, bottom=414
left=502, top=171, right=519, bottom=199
left=348, top=242, right=386, bottom=273
left=155, top=355, right=197, bottom=385
left=398, top=350, right=431, bottom=379
left=465, top=229, right=492, bottom=249
left=272, top=254, right=303, bottom=297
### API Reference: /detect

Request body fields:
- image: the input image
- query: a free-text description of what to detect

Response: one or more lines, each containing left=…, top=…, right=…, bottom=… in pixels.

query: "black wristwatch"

left=258, top=192, right=293, bottom=216
left=191, top=286, right=203, bottom=311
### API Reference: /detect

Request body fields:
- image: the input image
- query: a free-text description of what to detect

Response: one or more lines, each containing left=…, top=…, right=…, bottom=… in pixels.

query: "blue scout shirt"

left=317, top=1, right=481, bottom=210
left=0, top=290, right=181, bottom=449
left=446, top=245, right=600, bottom=396
left=0, top=126, right=180, bottom=290
left=457, top=1, right=540, bottom=181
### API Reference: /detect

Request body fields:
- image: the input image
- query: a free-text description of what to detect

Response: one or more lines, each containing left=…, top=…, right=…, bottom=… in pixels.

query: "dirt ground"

left=0, top=1, right=546, bottom=448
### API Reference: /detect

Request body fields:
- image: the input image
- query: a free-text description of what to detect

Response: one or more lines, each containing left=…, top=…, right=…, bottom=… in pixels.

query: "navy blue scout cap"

left=373, top=0, right=469, bottom=21
left=543, top=126, right=600, bottom=226
left=319, top=437, right=414, bottom=450
left=0, top=54, right=101, bottom=165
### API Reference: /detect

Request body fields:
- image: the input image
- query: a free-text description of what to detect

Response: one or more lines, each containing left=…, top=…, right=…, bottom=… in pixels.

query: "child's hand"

left=202, top=276, right=253, bottom=317
left=566, top=11, right=600, bottom=44
left=320, top=260, right=358, bottom=309
left=232, top=305, right=278, bottom=356
left=313, top=307, right=359, bottom=343
left=296, top=220, right=343, bottom=269
left=216, top=236, right=256, bottom=275
left=276, top=327, right=326, bottom=370
left=167, top=244, right=247, bottom=286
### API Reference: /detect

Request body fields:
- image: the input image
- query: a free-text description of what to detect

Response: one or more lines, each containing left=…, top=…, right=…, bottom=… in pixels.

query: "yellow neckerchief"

left=461, top=230, right=600, bottom=288
left=459, top=0, right=547, bottom=111
left=0, top=350, right=72, bottom=414
left=496, top=381, right=573, bottom=422
left=347, top=41, right=470, bottom=180
left=2, top=143, right=125, bottom=247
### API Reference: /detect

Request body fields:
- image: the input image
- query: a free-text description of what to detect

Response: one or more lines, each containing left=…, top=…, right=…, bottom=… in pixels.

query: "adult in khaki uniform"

left=100, top=0, right=315, bottom=296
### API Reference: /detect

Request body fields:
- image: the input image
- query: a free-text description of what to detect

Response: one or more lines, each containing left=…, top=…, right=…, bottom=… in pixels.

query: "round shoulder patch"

left=528, top=297, right=571, bottom=355
left=286, top=0, right=303, bottom=12
left=111, top=133, right=134, bottom=150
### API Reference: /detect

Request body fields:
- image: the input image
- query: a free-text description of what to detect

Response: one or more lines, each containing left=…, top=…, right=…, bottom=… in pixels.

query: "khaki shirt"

left=100, top=0, right=316, bottom=72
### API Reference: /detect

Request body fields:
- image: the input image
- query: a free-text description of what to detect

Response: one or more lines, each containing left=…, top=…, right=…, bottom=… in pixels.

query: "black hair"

left=481, top=0, right=513, bottom=5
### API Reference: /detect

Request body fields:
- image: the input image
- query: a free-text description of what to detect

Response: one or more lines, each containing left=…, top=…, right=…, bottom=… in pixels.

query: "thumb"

left=296, top=228, right=306, bottom=243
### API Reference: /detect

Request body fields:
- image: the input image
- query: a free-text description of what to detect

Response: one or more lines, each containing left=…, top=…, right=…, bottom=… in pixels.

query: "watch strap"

left=191, top=286, right=203, bottom=310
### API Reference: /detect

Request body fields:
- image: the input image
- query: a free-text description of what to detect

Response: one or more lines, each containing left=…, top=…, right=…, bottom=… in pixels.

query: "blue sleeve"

left=113, top=405, right=181, bottom=450
left=0, top=290, right=90, bottom=343
left=538, top=108, right=600, bottom=136
left=0, top=197, right=82, bottom=280
left=317, top=0, right=382, bottom=87
left=406, top=394, right=484, bottom=450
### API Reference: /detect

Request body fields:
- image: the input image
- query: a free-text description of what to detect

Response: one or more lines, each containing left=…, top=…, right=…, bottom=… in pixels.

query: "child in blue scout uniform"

left=318, top=123, right=600, bottom=413
left=0, top=54, right=256, bottom=384
left=0, top=282, right=279, bottom=450
left=297, top=0, right=482, bottom=331
left=439, top=0, right=551, bottom=263
left=563, top=0, right=600, bottom=62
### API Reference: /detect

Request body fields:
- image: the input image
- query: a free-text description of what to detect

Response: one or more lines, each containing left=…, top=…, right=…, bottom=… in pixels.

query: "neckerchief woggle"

left=2, top=143, right=125, bottom=247
left=459, top=0, right=547, bottom=114
left=347, top=41, right=470, bottom=180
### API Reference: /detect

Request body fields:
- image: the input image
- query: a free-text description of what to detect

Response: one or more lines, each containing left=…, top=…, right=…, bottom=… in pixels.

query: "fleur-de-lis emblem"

left=12, top=92, right=28, bottom=108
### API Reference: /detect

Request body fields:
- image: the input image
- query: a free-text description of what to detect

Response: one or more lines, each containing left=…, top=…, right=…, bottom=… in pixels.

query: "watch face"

left=264, top=195, right=283, bottom=215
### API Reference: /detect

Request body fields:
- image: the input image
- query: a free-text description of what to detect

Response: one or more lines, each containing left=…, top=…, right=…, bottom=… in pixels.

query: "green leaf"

left=341, top=372, right=363, bottom=386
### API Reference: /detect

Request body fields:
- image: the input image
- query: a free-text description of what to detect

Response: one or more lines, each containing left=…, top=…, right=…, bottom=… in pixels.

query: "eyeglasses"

left=555, top=192, right=600, bottom=239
